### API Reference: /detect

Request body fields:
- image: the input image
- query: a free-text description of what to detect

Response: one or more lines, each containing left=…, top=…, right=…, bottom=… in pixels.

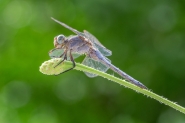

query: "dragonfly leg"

left=49, top=48, right=56, bottom=53
left=55, top=49, right=76, bottom=75
left=58, top=51, right=65, bottom=58
left=69, top=49, right=76, bottom=68
left=49, top=48, right=61, bottom=54
left=54, top=50, right=67, bottom=68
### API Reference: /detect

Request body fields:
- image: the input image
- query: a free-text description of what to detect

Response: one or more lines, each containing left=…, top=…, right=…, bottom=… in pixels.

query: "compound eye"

left=57, top=35, right=65, bottom=44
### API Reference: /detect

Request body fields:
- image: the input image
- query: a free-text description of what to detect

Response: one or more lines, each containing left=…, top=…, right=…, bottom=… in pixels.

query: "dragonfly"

left=49, top=17, right=147, bottom=89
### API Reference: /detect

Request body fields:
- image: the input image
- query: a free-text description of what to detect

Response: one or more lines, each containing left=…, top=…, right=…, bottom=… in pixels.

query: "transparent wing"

left=84, top=30, right=112, bottom=56
left=49, top=48, right=81, bottom=60
left=51, top=17, right=85, bottom=38
left=51, top=17, right=112, bottom=56
left=82, top=56, right=110, bottom=77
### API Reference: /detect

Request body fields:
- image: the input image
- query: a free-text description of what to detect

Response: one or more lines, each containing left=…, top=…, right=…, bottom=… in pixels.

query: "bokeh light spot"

left=2, top=81, right=32, bottom=108
left=149, top=4, right=177, bottom=32
left=29, top=105, right=58, bottom=123
left=94, top=78, right=121, bottom=95
left=3, top=1, right=33, bottom=28
left=54, top=76, right=86, bottom=103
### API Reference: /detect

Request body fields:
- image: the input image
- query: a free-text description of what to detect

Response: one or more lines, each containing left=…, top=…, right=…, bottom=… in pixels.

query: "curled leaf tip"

left=39, top=58, right=73, bottom=75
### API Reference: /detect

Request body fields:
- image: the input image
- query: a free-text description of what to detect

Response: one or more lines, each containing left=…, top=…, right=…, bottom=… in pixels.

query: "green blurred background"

left=0, top=0, right=185, bottom=122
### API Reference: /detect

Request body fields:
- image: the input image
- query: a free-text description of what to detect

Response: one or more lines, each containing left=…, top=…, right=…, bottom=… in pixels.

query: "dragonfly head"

left=54, top=34, right=66, bottom=48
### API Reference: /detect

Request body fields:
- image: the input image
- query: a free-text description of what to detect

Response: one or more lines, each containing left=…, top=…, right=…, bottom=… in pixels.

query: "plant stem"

left=40, top=58, right=185, bottom=114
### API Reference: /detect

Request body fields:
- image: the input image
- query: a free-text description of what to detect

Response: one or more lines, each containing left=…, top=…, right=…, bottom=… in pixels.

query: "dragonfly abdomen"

left=97, top=53, right=147, bottom=89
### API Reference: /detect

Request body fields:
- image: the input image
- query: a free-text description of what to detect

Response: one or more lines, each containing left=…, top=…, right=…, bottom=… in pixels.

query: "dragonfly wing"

left=51, top=17, right=85, bottom=37
left=49, top=48, right=64, bottom=58
left=95, top=44, right=112, bottom=56
left=49, top=48, right=81, bottom=60
left=82, top=56, right=110, bottom=77
left=51, top=18, right=112, bottom=56
left=71, top=52, right=81, bottom=59
left=84, top=30, right=112, bottom=56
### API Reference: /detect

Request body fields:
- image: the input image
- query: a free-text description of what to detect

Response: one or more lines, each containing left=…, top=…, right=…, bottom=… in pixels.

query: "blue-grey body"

left=49, top=17, right=147, bottom=89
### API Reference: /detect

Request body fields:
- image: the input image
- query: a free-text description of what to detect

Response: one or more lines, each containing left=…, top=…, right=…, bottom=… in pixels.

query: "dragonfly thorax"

left=54, top=34, right=66, bottom=48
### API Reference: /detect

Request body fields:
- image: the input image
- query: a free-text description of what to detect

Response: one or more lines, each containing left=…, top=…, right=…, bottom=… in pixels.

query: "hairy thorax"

left=67, top=35, right=92, bottom=54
